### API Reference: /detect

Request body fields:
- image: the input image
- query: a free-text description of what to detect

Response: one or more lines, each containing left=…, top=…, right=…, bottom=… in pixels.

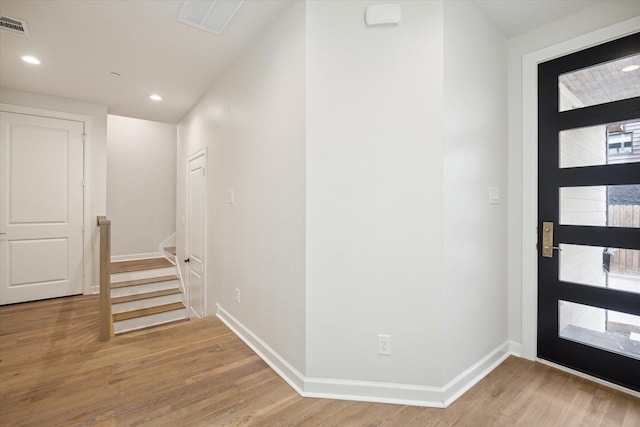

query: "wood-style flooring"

left=1, top=295, right=639, bottom=426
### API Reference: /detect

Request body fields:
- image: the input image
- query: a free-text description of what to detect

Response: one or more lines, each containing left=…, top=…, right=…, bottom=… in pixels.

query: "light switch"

left=229, top=190, right=234, bottom=204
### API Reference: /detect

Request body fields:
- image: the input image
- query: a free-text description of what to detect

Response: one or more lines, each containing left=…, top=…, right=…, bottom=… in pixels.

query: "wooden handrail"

left=98, top=216, right=113, bottom=341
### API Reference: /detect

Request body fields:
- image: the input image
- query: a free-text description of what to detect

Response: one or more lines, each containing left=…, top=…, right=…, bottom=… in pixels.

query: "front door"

left=0, top=112, right=84, bottom=304
left=537, top=32, right=640, bottom=392
left=186, top=149, right=206, bottom=318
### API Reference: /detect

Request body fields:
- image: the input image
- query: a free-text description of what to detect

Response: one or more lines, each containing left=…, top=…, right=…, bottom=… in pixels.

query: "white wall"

left=306, top=0, right=444, bottom=386
left=506, top=2, right=640, bottom=358
left=442, top=0, right=508, bottom=384
left=177, top=0, right=510, bottom=403
left=107, top=115, right=176, bottom=257
left=0, top=88, right=107, bottom=294
left=177, top=1, right=306, bottom=372
left=181, top=0, right=638, bottom=405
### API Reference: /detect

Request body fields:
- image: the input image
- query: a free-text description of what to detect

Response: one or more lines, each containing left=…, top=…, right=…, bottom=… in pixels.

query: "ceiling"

left=473, top=0, right=603, bottom=39
left=0, top=0, right=288, bottom=123
left=0, top=0, right=606, bottom=124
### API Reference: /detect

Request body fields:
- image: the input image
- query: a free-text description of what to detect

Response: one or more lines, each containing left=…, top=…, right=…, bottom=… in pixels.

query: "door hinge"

left=81, top=180, right=85, bottom=188
left=82, top=133, right=87, bottom=142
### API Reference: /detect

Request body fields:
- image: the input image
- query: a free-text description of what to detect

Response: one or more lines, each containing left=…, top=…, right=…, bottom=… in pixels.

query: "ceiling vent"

left=0, top=15, right=30, bottom=38
left=176, top=0, right=246, bottom=35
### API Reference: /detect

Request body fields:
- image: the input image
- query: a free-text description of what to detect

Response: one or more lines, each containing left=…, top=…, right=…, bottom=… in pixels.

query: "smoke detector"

left=0, top=15, right=30, bottom=38
left=176, top=0, right=246, bottom=35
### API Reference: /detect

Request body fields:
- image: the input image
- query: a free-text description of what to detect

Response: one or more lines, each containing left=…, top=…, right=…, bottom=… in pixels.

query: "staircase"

left=110, top=247, right=187, bottom=334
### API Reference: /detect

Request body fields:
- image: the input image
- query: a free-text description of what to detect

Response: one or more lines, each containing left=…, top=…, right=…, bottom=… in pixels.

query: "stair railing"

left=98, top=216, right=114, bottom=341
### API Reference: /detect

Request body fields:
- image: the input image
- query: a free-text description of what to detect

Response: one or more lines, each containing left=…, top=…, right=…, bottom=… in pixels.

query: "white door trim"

left=519, top=18, right=640, bottom=361
left=0, top=103, right=94, bottom=296
left=186, top=147, right=207, bottom=318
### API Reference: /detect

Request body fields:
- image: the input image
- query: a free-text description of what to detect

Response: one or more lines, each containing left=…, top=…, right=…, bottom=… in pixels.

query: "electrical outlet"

left=378, top=334, right=391, bottom=355
left=234, top=288, right=240, bottom=304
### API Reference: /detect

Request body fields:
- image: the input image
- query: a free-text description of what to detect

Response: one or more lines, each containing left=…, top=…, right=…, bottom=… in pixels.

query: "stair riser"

left=114, top=309, right=188, bottom=334
left=112, top=293, right=183, bottom=314
left=111, top=266, right=176, bottom=283
left=111, top=280, right=180, bottom=298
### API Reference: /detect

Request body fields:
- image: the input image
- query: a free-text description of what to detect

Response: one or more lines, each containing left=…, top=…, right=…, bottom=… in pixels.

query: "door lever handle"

left=542, top=222, right=561, bottom=258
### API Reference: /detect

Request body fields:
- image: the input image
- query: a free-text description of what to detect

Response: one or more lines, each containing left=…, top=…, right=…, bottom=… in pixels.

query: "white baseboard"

left=509, top=340, right=522, bottom=357
left=158, top=233, right=176, bottom=254
left=303, top=377, right=445, bottom=408
left=216, top=305, right=306, bottom=393
left=216, top=304, right=511, bottom=408
left=111, top=252, right=163, bottom=262
left=441, top=342, right=511, bottom=406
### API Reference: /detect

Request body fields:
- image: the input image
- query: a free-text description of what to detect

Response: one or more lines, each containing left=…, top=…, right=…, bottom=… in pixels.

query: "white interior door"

left=186, top=150, right=206, bottom=318
left=0, top=112, right=84, bottom=305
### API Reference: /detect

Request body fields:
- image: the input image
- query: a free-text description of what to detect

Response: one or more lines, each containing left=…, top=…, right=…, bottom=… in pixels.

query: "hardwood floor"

left=1, top=295, right=638, bottom=426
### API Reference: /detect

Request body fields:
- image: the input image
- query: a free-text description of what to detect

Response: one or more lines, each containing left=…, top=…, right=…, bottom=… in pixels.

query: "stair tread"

left=164, top=246, right=176, bottom=255
left=115, top=318, right=189, bottom=335
left=111, top=274, right=179, bottom=289
left=111, top=288, right=182, bottom=304
left=111, top=258, right=174, bottom=274
left=113, top=302, right=186, bottom=322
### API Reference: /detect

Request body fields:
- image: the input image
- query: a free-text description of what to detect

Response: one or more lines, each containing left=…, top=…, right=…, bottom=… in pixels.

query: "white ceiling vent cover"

left=0, top=15, right=30, bottom=38
left=176, top=0, right=246, bottom=35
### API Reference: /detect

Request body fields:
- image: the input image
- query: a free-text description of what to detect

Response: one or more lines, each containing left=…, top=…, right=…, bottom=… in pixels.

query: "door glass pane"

left=559, top=244, right=640, bottom=295
left=559, top=119, right=640, bottom=168
left=560, top=185, right=640, bottom=227
left=559, top=53, right=640, bottom=112
left=559, top=300, right=640, bottom=360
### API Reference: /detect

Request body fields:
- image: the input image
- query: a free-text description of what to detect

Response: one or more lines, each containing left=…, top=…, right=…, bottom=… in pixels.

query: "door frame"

left=0, top=103, right=93, bottom=296
left=536, top=32, right=640, bottom=392
left=185, top=147, right=207, bottom=319
left=519, top=19, right=640, bottom=393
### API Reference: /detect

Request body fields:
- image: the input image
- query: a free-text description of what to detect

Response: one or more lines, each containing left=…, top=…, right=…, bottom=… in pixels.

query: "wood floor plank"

left=1, top=295, right=639, bottom=427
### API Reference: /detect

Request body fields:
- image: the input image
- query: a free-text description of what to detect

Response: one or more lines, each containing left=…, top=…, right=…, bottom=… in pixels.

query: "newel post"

left=98, top=216, right=113, bottom=341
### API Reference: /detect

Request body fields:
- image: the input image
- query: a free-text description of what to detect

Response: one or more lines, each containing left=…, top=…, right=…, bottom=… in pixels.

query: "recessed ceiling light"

left=149, top=94, right=163, bottom=102
left=21, top=55, right=40, bottom=65
left=622, top=65, right=639, bottom=72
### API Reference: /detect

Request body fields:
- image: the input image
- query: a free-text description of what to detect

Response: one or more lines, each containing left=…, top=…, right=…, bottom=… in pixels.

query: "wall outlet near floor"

left=234, top=288, right=240, bottom=304
left=377, top=334, right=391, bottom=355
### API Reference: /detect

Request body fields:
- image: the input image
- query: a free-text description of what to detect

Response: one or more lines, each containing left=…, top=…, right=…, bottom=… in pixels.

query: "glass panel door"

left=537, top=32, right=640, bottom=392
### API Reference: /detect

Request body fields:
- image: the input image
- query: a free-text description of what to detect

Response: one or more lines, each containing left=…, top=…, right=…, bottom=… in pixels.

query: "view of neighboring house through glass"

left=554, top=52, right=640, bottom=361
left=608, top=130, right=633, bottom=155
left=559, top=119, right=640, bottom=168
